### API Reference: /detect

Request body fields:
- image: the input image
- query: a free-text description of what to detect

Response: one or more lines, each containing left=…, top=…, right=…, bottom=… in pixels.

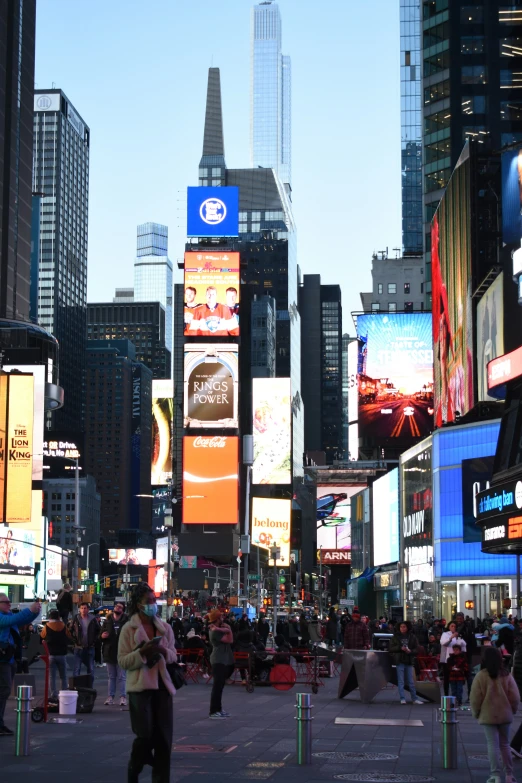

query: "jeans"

left=210, top=663, right=234, bottom=715
left=128, top=689, right=173, bottom=783
left=0, top=662, right=14, bottom=728
left=450, top=680, right=464, bottom=704
left=483, top=723, right=513, bottom=777
left=106, top=663, right=126, bottom=698
left=396, top=663, right=417, bottom=701
left=73, top=647, right=95, bottom=679
left=49, top=654, right=68, bottom=698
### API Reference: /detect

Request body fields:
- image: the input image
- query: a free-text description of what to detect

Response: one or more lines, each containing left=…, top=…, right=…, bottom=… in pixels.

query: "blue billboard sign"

left=187, top=186, right=239, bottom=238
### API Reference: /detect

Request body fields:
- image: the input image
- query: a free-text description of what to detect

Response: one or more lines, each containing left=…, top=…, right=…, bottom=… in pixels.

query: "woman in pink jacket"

left=470, top=646, right=520, bottom=783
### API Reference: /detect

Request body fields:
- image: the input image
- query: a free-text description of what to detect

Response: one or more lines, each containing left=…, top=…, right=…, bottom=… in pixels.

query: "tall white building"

left=134, top=222, right=173, bottom=353
left=251, top=1, right=291, bottom=188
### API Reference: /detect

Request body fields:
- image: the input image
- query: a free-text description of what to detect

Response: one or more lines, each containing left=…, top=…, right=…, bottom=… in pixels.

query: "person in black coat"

left=101, top=603, right=128, bottom=705
left=389, top=621, right=423, bottom=705
left=326, top=609, right=339, bottom=646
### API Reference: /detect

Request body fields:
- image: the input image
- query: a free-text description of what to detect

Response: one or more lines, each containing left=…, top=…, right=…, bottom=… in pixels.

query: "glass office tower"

left=400, top=0, right=423, bottom=255
left=251, top=1, right=291, bottom=187
left=134, top=222, right=173, bottom=353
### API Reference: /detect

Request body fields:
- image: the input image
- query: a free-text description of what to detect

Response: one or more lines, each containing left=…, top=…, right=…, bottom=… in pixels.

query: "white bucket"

left=58, top=689, right=78, bottom=715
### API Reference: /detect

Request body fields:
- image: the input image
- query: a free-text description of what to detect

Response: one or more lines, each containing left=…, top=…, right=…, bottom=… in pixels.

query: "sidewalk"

left=0, top=660, right=518, bottom=783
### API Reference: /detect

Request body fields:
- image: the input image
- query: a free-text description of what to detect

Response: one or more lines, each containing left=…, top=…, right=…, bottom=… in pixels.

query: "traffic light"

left=117, top=578, right=122, bottom=589
left=104, top=577, right=110, bottom=588
left=89, top=584, right=95, bottom=594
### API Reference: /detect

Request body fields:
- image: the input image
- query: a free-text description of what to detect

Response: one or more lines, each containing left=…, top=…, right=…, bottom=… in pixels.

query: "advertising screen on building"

left=372, top=468, right=400, bottom=567
left=432, top=150, right=473, bottom=426
left=184, top=252, right=240, bottom=336
left=253, top=378, right=291, bottom=485
left=347, top=339, right=359, bottom=460
left=4, top=365, right=45, bottom=483
left=401, top=444, right=433, bottom=618
left=182, top=436, right=238, bottom=525
left=0, top=527, right=35, bottom=576
left=187, top=186, right=239, bottom=238
left=152, top=487, right=170, bottom=535
left=502, top=147, right=522, bottom=248
left=151, top=379, right=173, bottom=486
left=251, top=497, right=291, bottom=566
left=43, top=432, right=84, bottom=477
left=356, top=313, right=433, bottom=441
left=316, top=486, right=362, bottom=550
left=108, top=548, right=153, bottom=566
left=154, top=536, right=168, bottom=594
left=476, top=273, right=504, bottom=403
left=2, top=374, right=34, bottom=524
left=184, top=345, right=238, bottom=429
left=461, top=456, right=494, bottom=544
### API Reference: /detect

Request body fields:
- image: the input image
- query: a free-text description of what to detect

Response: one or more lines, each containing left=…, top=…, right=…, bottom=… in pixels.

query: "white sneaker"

left=413, top=699, right=424, bottom=705
left=104, top=697, right=114, bottom=705
left=120, top=696, right=127, bottom=707
left=202, top=673, right=210, bottom=679
left=400, top=699, right=406, bottom=704
left=209, top=712, right=226, bottom=719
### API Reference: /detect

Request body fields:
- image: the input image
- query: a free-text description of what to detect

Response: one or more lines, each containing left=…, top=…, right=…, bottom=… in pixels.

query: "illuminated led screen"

left=372, top=469, right=399, bottom=567
left=151, top=379, right=173, bottom=486
left=184, top=251, right=240, bottom=337
left=183, top=436, right=238, bottom=524
left=251, top=497, right=291, bottom=567
left=252, top=378, right=291, bottom=485
left=184, top=344, right=238, bottom=429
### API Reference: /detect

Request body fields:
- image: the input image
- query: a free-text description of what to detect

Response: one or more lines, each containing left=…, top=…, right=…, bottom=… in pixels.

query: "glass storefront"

left=436, top=580, right=512, bottom=620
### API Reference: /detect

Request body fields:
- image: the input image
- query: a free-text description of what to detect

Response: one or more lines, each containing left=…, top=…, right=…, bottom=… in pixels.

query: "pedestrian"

left=309, top=615, right=322, bottom=643
left=55, top=583, right=73, bottom=625
left=118, top=582, right=177, bottom=783
left=455, top=610, right=478, bottom=696
left=470, top=646, right=519, bottom=783
left=101, top=601, right=128, bottom=705
left=0, top=593, right=41, bottom=736
left=389, top=621, right=424, bottom=705
left=208, top=608, right=234, bottom=719
left=440, top=621, right=467, bottom=696
left=326, top=607, right=339, bottom=647
left=256, top=613, right=270, bottom=646
left=71, top=603, right=100, bottom=683
left=40, top=609, right=72, bottom=700
left=343, top=607, right=370, bottom=650
left=447, top=643, right=469, bottom=706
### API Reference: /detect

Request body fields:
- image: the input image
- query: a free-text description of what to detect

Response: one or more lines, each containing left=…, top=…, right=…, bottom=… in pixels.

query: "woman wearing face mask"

left=101, top=601, right=128, bottom=706
left=118, top=583, right=177, bottom=783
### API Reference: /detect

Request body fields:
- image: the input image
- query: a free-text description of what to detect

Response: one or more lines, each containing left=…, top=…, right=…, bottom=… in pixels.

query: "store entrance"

left=438, top=581, right=511, bottom=620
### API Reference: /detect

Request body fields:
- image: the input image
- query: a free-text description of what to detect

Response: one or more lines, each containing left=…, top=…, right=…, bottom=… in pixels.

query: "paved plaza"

left=0, top=660, right=519, bottom=783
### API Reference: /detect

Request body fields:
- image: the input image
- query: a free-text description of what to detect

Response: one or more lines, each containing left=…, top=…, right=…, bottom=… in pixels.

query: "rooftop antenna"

left=393, top=247, right=401, bottom=258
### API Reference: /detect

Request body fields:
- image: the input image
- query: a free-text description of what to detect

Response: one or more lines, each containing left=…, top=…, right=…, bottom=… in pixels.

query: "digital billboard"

left=4, top=365, right=45, bottom=483
left=372, top=468, right=399, bottom=567
left=187, top=186, right=239, bottom=238
left=152, top=487, right=170, bottom=535
left=151, top=379, right=173, bottom=486
left=316, top=486, right=362, bottom=550
left=476, top=273, right=504, bottom=403
left=432, top=150, right=473, bottom=426
left=2, top=374, right=34, bottom=524
left=356, top=313, right=433, bottom=441
left=43, top=432, right=84, bottom=477
left=253, top=378, right=291, bottom=485
left=461, top=456, right=494, bottom=544
left=182, top=435, right=238, bottom=525
left=154, top=536, right=168, bottom=594
left=0, top=527, right=35, bottom=576
left=184, top=251, right=240, bottom=337
left=251, top=497, right=291, bottom=566
left=184, top=344, right=238, bottom=429
left=347, top=339, right=359, bottom=460
left=108, top=548, right=153, bottom=566
left=502, top=147, right=522, bottom=247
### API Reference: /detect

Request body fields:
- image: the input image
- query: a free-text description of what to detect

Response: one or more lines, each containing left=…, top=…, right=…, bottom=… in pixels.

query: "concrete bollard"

left=295, top=692, right=313, bottom=765
left=439, top=694, right=458, bottom=769
left=15, top=684, right=33, bottom=757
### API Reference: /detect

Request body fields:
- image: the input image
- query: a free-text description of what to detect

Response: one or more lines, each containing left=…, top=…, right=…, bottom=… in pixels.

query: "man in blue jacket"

left=0, top=594, right=41, bottom=736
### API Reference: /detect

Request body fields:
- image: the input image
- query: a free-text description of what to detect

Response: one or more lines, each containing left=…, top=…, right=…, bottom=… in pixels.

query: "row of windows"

left=371, top=302, right=421, bottom=312
left=377, top=282, right=413, bottom=294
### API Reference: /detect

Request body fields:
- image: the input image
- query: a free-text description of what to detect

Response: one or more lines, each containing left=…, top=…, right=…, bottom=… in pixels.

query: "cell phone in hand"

left=151, top=636, right=162, bottom=643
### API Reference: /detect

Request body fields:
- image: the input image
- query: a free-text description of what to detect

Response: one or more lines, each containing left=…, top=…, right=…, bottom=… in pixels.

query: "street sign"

left=248, top=574, right=260, bottom=580
left=215, top=582, right=220, bottom=589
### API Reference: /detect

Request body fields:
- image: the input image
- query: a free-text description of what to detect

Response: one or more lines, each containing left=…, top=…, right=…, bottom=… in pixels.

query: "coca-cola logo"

left=193, top=436, right=227, bottom=448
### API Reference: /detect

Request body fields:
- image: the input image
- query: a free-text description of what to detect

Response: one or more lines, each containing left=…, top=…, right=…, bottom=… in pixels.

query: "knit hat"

left=351, top=607, right=361, bottom=619
left=207, top=609, right=222, bottom=623
left=186, top=628, right=196, bottom=639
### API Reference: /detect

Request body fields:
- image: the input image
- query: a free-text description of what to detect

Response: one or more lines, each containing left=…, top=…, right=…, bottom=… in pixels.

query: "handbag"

left=167, top=661, right=187, bottom=690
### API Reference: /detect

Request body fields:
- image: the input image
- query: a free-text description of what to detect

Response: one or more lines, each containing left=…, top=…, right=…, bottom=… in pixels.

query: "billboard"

left=251, top=497, right=291, bottom=566
left=356, top=313, right=433, bottom=441
left=461, top=456, right=494, bottom=544
left=154, top=536, right=168, bottom=594
left=43, top=433, right=84, bottom=477
left=4, top=365, right=45, bottom=482
left=152, top=487, right=170, bottom=535
left=184, top=344, right=238, bottom=429
left=182, top=435, right=239, bottom=524
left=184, top=251, right=240, bottom=336
left=347, top=339, right=359, bottom=460
left=372, top=468, right=400, bottom=567
left=401, top=444, right=433, bottom=615
left=187, top=186, right=239, bottom=238
left=2, top=374, right=34, bottom=524
left=502, top=147, right=522, bottom=247
left=316, top=486, right=362, bottom=550
left=46, top=544, right=63, bottom=590
left=476, top=273, right=504, bottom=402
left=252, top=378, right=291, bottom=485
left=0, top=527, right=35, bottom=576
left=108, top=548, right=153, bottom=566
left=432, top=151, right=473, bottom=426
left=151, top=379, right=173, bottom=486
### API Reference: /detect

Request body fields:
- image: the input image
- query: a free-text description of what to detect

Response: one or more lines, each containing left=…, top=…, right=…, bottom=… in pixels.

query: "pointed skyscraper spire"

left=200, top=67, right=226, bottom=168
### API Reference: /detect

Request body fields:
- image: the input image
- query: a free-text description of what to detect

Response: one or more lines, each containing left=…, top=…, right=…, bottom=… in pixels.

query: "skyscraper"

left=33, top=88, right=90, bottom=430
left=0, top=0, right=36, bottom=322
left=400, top=0, right=422, bottom=255
left=134, top=222, right=173, bottom=354
left=251, top=1, right=291, bottom=188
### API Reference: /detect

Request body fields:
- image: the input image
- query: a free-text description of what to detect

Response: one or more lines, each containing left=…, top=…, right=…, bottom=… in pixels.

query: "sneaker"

left=506, top=776, right=518, bottom=783
left=209, top=712, right=226, bottom=719
left=202, top=673, right=210, bottom=679
left=0, top=726, right=14, bottom=736
left=512, top=747, right=522, bottom=759
left=413, top=699, right=424, bottom=705
left=486, top=776, right=501, bottom=783
left=119, top=696, right=127, bottom=707
left=104, top=697, right=114, bottom=705
left=400, top=699, right=406, bottom=705
left=219, top=710, right=231, bottom=717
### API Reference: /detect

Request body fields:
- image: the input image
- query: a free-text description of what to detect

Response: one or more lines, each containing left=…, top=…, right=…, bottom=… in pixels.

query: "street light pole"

left=86, top=543, right=99, bottom=577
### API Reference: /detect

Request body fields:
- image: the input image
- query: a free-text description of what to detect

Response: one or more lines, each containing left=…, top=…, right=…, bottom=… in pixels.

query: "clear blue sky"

left=35, top=0, right=401, bottom=330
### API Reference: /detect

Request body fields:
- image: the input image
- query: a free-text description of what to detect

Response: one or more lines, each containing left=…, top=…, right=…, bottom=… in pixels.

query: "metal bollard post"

left=15, top=685, right=33, bottom=757
left=439, top=694, right=458, bottom=769
left=295, top=692, right=313, bottom=765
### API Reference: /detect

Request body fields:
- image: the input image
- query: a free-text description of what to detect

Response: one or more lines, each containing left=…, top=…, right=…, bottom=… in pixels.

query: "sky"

left=35, top=0, right=401, bottom=331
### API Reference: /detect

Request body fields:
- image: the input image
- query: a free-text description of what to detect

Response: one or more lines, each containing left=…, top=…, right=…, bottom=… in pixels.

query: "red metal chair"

left=178, top=649, right=205, bottom=684
left=417, top=655, right=440, bottom=682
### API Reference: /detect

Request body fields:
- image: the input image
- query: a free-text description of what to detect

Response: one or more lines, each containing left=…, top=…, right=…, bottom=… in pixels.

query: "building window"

left=501, top=100, right=522, bottom=121
left=462, top=95, right=487, bottom=115
left=460, top=6, right=483, bottom=24
left=388, top=303, right=397, bottom=312
left=404, top=282, right=410, bottom=294
left=461, top=66, right=487, bottom=85
left=421, top=282, right=424, bottom=294
left=404, top=302, right=414, bottom=312
left=461, top=36, right=485, bottom=55
left=378, top=283, right=383, bottom=294
left=388, top=283, right=397, bottom=294
left=371, top=303, right=380, bottom=312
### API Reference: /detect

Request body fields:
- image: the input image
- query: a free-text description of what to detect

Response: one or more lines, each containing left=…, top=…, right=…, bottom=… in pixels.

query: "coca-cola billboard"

left=184, top=345, right=238, bottom=429
left=183, top=435, right=239, bottom=525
